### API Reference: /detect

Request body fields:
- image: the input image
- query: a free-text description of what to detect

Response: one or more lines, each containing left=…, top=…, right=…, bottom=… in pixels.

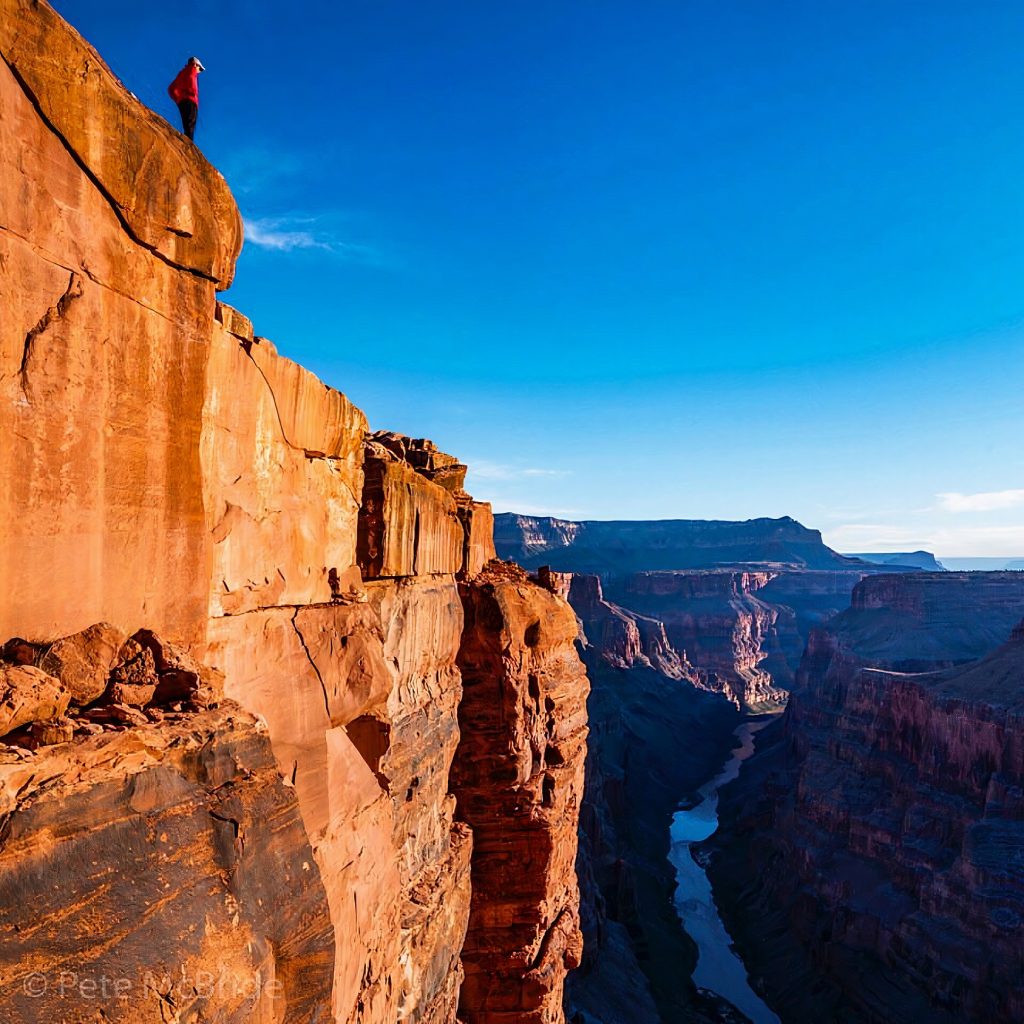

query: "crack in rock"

left=20, top=270, right=83, bottom=393
left=290, top=609, right=332, bottom=720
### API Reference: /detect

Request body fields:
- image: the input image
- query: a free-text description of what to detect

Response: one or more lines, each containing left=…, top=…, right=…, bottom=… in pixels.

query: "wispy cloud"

left=466, top=460, right=571, bottom=482
left=220, top=147, right=308, bottom=197
left=937, top=488, right=1024, bottom=513
left=244, top=216, right=332, bottom=252
left=243, top=215, right=385, bottom=264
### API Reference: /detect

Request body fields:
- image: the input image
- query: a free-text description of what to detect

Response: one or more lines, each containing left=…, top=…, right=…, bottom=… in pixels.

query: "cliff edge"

left=0, top=4, right=588, bottom=1022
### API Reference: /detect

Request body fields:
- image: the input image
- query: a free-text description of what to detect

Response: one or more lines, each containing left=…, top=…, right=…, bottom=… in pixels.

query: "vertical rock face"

left=708, top=575, right=1024, bottom=1024
left=0, top=9, right=228, bottom=644
left=453, top=563, right=589, bottom=1023
left=0, top=5, right=587, bottom=1024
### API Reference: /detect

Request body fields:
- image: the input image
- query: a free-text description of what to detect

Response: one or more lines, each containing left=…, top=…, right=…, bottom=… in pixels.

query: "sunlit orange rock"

left=0, top=5, right=589, bottom=1024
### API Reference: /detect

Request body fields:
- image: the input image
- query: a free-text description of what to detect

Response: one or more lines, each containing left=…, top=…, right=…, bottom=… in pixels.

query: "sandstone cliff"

left=707, top=573, right=1024, bottom=1024
left=0, top=3, right=587, bottom=1021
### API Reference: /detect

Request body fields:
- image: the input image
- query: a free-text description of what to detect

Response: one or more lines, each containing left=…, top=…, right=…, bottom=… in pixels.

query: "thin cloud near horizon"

left=466, top=460, right=571, bottom=483
left=937, top=489, right=1024, bottom=513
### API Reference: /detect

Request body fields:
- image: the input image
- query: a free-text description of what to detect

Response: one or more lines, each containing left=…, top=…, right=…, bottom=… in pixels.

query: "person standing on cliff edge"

left=167, top=56, right=204, bottom=141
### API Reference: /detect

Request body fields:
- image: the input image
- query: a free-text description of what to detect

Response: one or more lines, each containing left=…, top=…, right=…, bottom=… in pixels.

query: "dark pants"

left=177, top=99, right=197, bottom=140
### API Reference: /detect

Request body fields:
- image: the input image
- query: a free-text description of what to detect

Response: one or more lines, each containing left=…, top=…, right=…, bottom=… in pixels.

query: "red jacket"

left=167, top=65, right=199, bottom=105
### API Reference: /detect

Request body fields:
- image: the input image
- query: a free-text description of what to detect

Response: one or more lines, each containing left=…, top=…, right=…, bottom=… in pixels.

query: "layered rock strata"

left=817, top=571, right=1024, bottom=671
left=621, top=571, right=789, bottom=708
left=0, top=703, right=335, bottom=1024
left=708, top=576, right=1024, bottom=1024
left=0, top=4, right=586, bottom=1023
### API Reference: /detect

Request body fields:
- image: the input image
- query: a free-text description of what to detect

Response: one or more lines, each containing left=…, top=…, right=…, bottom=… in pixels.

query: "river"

left=668, top=720, right=779, bottom=1024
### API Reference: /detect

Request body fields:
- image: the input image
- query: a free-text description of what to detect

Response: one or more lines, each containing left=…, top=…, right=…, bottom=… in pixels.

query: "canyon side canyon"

left=3, top=4, right=1024, bottom=1024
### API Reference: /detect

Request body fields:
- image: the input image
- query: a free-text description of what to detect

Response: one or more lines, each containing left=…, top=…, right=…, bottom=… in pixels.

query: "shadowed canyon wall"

left=707, top=572, right=1024, bottom=1024
left=0, top=3, right=587, bottom=1021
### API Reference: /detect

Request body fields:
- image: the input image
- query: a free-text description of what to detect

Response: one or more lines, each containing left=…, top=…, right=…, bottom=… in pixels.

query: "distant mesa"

left=848, top=550, right=947, bottom=571
left=493, top=512, right=893, bottom=712
left=494, top=512, right=868, bottom=573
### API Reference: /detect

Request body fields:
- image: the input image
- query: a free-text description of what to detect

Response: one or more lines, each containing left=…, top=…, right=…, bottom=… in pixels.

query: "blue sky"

left=55, top=1, right=1023, bottom=556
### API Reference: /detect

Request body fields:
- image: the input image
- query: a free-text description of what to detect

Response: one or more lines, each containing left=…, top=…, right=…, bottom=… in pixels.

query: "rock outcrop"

left=0, top=703, right=336, bottom=1024
left=567, top=575, right=694, bottom=681
left=707, top=574, right=1024, bottom=1024
left=621, top=571, right=789, bottom=709
left=815, top=571, right=1024, bottom=671
left=453, top=563, right=589, bottom=1023
left=0, top=4, right=586, bottom=1023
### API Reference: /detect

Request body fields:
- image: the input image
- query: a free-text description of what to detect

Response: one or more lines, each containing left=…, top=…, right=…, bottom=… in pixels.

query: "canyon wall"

left=0, top=3, right=587, bottom=1022
left=708, top=572, right=1024, bottom=1024
left=492, top=518, right=879, bottom=1021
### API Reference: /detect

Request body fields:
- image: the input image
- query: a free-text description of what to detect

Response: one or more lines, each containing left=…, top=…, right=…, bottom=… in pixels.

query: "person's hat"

left=189, top=57, right=206, bottom=71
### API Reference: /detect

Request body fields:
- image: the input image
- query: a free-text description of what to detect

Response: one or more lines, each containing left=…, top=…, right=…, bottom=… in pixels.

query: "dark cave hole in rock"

left=542, top=773, right=556, bottom=808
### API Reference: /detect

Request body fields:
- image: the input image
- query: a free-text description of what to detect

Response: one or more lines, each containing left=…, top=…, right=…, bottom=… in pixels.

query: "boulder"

left=28, top=716, right=74, bottom=746
left=0, top=638, right=37, bottom=666
left=37, top=622, right=126, bottom=705
left=134, top=630, right=223, bottom=706
left=0, top=664, right=69, bottom=737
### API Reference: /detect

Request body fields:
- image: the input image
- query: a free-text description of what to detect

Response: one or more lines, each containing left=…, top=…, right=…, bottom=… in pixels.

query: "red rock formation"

left=708, top=582, right=1024, bottom=1024
left=0, top=4, right=587, bottom=1023
left=453, top=563, right=589, bottom=1023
